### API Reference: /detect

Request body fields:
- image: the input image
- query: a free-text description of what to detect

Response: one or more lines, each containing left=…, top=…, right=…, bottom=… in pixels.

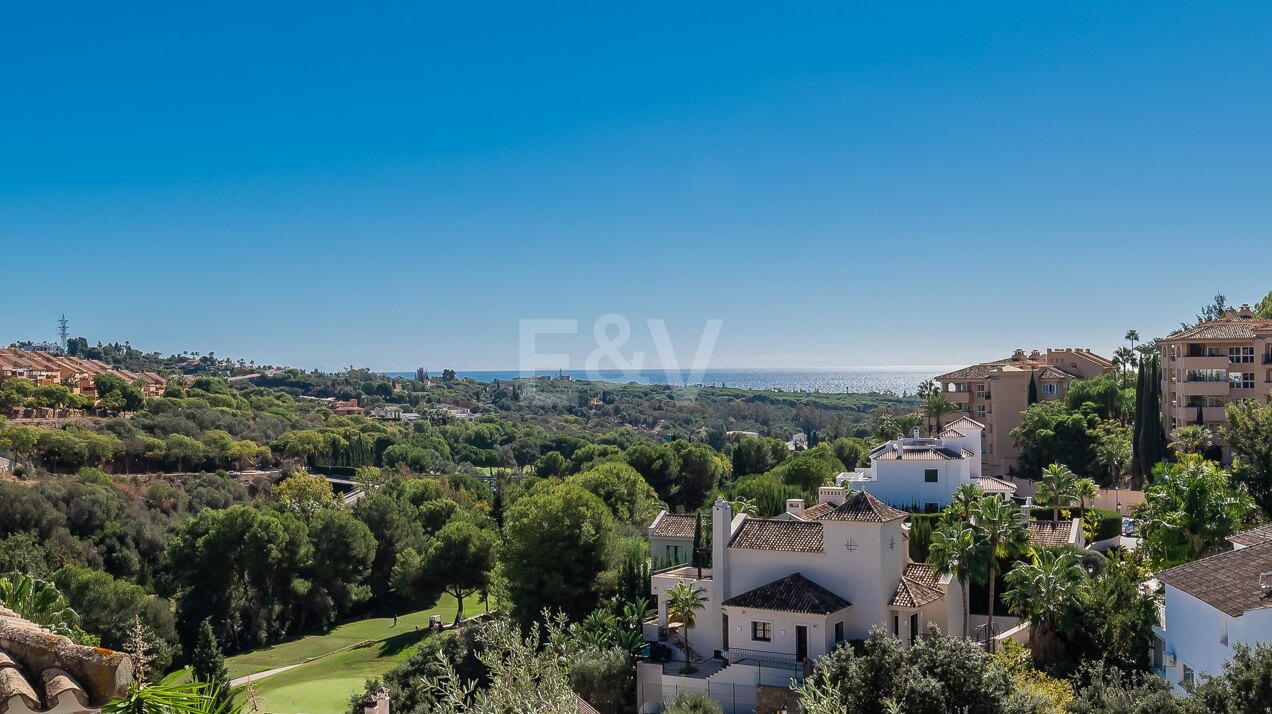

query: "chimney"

left=712, top=497, right=733, bottom=597
left=819, top=486, right=846, bottom=505
left=1020, top=502, right=1031, bottom=525
left=1239, top=304, right=1254, bottom=318
left=1012, top=349, right=1026, bottom=361
left=1029, top=350, right=1041, bottom=361
left=912, top=428, right=921, bottom=439
left=363, top=688, right=390, bottom=714
left=786, top=498, right=805, bottom=518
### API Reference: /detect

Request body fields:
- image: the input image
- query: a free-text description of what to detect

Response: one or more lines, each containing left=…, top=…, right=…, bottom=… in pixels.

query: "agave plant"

left=0, top=571, right=81, bottom=637
left=103, top=681, right=234, bottom=714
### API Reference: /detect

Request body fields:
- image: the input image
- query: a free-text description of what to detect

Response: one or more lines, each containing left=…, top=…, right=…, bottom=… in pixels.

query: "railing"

left=723, top=647, right=803, bottom=671
left=1264, top=354, right=1272, bottom=364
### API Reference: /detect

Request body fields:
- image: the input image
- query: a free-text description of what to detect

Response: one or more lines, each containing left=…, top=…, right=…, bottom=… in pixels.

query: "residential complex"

left=0, top=348, right=166, bottom=400
left=1153, top=524, right=1272, bottom=690
left=1158, top=304, right=1272, bottom=460
left=936, top=348, right=1114, bottom=477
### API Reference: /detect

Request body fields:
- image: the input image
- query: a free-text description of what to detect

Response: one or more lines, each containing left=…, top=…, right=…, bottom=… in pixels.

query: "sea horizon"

left=385, top=365, right=962, bottom=395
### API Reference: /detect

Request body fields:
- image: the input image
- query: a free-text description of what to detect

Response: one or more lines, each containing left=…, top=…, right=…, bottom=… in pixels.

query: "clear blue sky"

left=3, top=2, right=1270, bottom=372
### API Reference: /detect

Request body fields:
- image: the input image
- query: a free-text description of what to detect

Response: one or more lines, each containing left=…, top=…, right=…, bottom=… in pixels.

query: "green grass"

left=217, top=594, right=494, bottom=714
left=225, top=593, right=472, bottom=679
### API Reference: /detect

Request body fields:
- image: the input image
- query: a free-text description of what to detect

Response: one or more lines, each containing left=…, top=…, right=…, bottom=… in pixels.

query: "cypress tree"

left=1139, top=358, right=1149, bottom=476
left=191, top=618, right=230, bottom=710
left=691, top=512, right=703, bottom=568
left=1027, top=374, right=1039, bottom=405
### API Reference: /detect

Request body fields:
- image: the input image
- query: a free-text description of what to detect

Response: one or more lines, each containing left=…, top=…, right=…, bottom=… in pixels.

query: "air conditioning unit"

left=1164, top=652, right=1177, bottom=667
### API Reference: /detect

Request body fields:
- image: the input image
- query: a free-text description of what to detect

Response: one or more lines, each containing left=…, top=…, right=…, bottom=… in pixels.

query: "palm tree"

left=1112, top=346, right=1138, bottom=389
left=922, top=392, right=959, bottom=436
left=1125, top=329, right=1140, bottom=355
left=1169, top=425, right=1212, bottom=455
left=0, top=571, right=80, bottom=637
left=103, top=680, right=234, bottom=714
left=666, top=580, right=708, bottom=673
left=1035, top=463, right=1079, bottom=522
left=946, top=483, right=984, bottom=525
left=1002, top=549, right=1087, bottom=667
left=1075, top=478, right=1099, bottom=517
left=895, top=412, right=924, bottom=438
left=729, top=497, right=758, bottom=516
left=972, top=496, right=1030, bottom=653
left=927, top=524, right=983, bottom=638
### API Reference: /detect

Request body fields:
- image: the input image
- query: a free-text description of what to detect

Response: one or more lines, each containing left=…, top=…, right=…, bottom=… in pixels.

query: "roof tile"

left=1158, top=541, right=1272, bottom=617
left=722, top=573, right=851, bottom=614
left=729, top=519, right=824, bottom=553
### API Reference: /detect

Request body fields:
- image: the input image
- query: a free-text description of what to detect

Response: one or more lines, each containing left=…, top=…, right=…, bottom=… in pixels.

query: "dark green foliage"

left=1067, top=663, right=1185, bottom=714
left=1028, top=374, right=1039, bottom=405
left=500, top=483, right=616, bottom=627
left=191, top=619, right=230, bottom=710
left=730, top=473, right=797, bottom=517
left=730, top=436, right=788, bottom=477
left=803, top=627, right=1012, bottom=714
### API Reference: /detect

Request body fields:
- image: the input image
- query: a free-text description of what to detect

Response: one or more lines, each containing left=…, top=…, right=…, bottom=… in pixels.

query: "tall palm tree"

left=1002, top=549, right=1087, bottom=667
left=946, top=483, right=984, bottom=525
left=1169, top=425, right=1212, bottom=455
left=1035, top=463, right=1079, bottom=522
left=1075, top=478, right=1099, bottom=517
left=1112, top=346, right=1138, bottom=389
left=922, top=392, right=959, bottom=437
left=927, top=524, right=983, bottom=638
left=0, top=571, right=80, bottom=637
left=972, top=496, right=1030, bottom=653
left=666, top=580, right=708, bottom=673
left=1125, top=329, right=1140, bottom=355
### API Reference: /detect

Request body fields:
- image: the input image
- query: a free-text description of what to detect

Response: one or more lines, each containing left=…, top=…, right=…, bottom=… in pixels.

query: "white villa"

left=638, top=491, right=964, bottom=713
left=836, top=417, right=1017, bottom=512
left=1153, top=525, right=1272, bottom=690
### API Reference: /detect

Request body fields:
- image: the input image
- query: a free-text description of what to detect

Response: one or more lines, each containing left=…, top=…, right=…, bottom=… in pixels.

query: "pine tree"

left=691, top=512, right=703, bottom=569
left=192, top=618, right=231, bottom=710
left=1027, top=374, right=1039, bottom=405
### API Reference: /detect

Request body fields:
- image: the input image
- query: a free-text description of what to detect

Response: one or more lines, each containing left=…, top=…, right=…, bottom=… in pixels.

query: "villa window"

left=924, top=502, right=939, bottom=514
left=1220, top=620, right=1229, bottom=646
left=751, top=621, right=772, bottom=642
left=1041, top=383, right=1058, bottom=396
left=1230, top=372, right=1255, bottom=390
left=1230, top=347, right=1254, bottom=363
left=892, top=615, right=899, bottom=636
left=975, top=384, right=986, bottom=397
left=924, top=469, right=938, bottom=483
left=1183, top=665, right=1195, bottom=686
left=976, top=404, right=986, bottom=418
left=835, top=621, right=844, bottom=643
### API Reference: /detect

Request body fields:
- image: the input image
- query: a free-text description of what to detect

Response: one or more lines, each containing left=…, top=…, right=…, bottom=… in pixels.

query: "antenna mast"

left=57, top=314, right=69, bottom=350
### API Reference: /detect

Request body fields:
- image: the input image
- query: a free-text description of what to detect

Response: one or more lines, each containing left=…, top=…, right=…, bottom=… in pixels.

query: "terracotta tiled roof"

left=722, top=573, right=851, bottom=614
left=890, top=574, right=944, bottom=608
left=1228, top=525, right=1272, bottom=548
left=973, top=476, right=1018, bottom=495
left=1170, top=319, right=1272, bottom=341
left=870, top=443, right=967, bottom=461
left=1027, top=520, right=1078, bottom=548
left=820, top=490, right=908, bottom=523
left=903, top=563, right=940, bottom=588
left=935, top=365, right=994, bottom=381
left=0, top=606, right=132, bottom=714
left=650, top=513, right=697, bottom=539
left=728, top=519, right=824, bottom=553
left=1037, top=366, right=1076, bottom=380
left=801, top=503, right=836, bottom=520
left=1157, top=541, right=1272, bottom=617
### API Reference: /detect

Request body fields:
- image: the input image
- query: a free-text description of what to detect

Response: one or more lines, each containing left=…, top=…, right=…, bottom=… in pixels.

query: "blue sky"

left=3, top=2, right=1270, bottom=372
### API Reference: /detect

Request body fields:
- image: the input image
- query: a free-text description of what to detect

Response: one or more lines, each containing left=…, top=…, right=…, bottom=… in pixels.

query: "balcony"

left=1264, top=354, right=1272, bottom=365
left=1175, top=406, right=1227, bottom=423
left=1179, top=382, right=1230, bottom=397
left=1177, top=355, right=1230, bottom=370
left=946, top=392, right=970, bottom=404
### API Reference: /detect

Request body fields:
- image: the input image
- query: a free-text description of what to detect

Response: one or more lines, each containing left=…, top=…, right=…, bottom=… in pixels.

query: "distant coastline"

left=385, top=366, right=961, bottom=396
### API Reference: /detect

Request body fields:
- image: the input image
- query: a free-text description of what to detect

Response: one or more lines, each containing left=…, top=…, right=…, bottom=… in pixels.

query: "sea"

left=384, top=366, right=960, bottom=397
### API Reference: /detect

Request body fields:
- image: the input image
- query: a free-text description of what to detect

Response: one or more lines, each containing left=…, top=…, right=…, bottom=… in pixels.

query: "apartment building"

left=1158, top=304, right=1272, bottom=460
left=936, top=348, right=1113, bottom=477
left=0, top=348, right=166, bottom=399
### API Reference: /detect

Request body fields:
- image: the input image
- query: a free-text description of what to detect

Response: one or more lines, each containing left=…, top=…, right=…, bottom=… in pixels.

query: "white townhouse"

left=1153, top=525, right=1272, bottom=690
left=638, top=490, right=964, bottom=713
left=836, top=417, right=1017, bottom=512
